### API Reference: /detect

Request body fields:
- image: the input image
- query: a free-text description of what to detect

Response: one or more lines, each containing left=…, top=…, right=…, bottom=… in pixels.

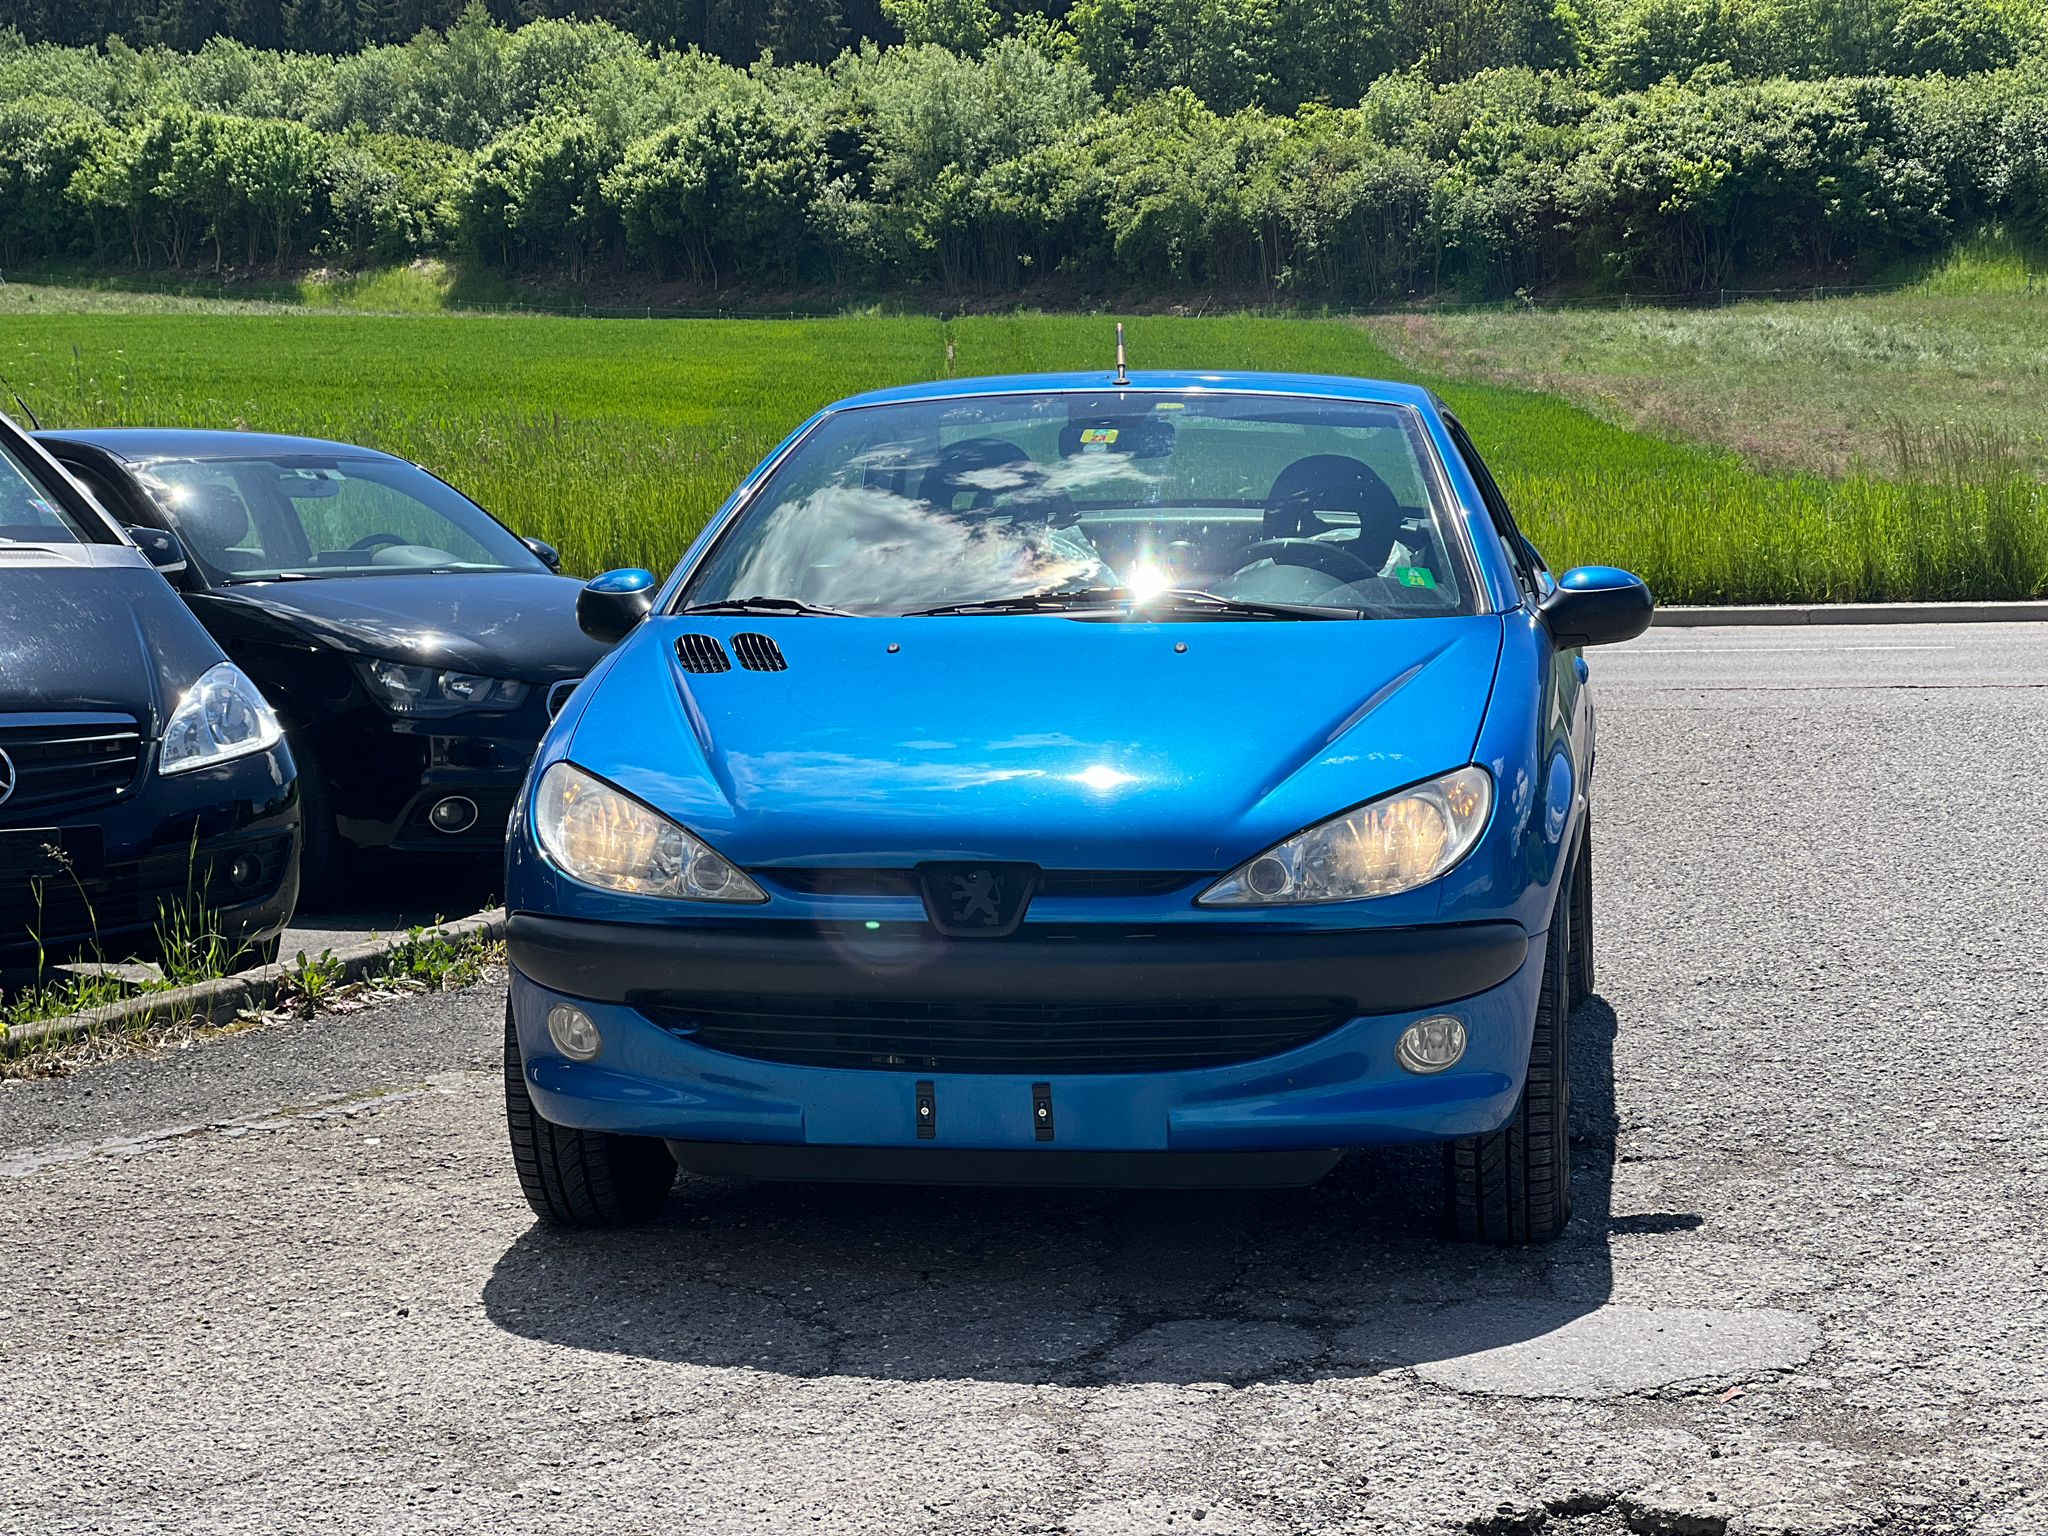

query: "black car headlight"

left=357, top=659, right=528, bottom=717
left=533, top=761, right=766, bottom=903
left=1198, top=767, right=1493, bottom=906
left=159, top=662, right=284, bottom=776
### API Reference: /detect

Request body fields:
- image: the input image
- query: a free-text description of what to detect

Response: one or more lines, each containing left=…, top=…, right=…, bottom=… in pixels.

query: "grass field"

left=4, top=287, right=2044, bottom=604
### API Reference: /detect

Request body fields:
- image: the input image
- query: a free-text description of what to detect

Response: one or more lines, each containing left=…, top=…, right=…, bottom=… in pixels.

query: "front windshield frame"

left=672, top=388, right=1486, bottom=621
left=0, top=421, right=119, bottom=547
left=136, top=452, right=546, bottom=586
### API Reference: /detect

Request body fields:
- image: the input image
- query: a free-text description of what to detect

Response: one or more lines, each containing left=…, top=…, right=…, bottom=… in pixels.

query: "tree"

left=880, top=0, right=998, bottom=54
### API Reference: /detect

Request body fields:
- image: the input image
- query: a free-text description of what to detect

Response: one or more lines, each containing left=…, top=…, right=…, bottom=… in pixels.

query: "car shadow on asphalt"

left=481, top=998, right=1630, bottom=1386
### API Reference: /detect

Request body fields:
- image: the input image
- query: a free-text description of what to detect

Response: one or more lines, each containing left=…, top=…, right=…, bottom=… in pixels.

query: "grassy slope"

left=5, top=292, right=2043, bottom=603
left=1368, top=292, right=2048, bottom=481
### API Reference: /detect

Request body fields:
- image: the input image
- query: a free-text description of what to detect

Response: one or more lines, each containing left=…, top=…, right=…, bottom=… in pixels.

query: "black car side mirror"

left=1538, top=565, right=1654, bottom=648
left=128, top=524, right=190, bottom=580
left=522, top=535, right=563, bottom=573
left=577, top=568, right=657, bottom=644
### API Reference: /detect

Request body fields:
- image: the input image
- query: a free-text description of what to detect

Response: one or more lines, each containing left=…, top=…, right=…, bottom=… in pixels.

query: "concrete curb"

left=2, top=909, right=506, bottom=1054
left=1654, top=601, right=2048, bottom=626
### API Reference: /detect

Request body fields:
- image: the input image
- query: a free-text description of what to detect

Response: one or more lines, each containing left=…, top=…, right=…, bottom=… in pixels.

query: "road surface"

left=3, top=624, right=2044, bottom=1535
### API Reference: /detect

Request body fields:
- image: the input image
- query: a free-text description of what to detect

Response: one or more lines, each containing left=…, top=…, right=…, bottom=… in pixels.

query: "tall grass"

left=5, top=298, right=2042, bottom=604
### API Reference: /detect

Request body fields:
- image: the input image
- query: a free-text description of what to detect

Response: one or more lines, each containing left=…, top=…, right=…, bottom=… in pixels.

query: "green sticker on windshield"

left=1395, top=566, right=1437, bottom=589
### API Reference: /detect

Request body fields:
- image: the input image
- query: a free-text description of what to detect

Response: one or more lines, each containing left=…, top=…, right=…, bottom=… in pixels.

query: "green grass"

left=5, top=288, right=2044, bottom=604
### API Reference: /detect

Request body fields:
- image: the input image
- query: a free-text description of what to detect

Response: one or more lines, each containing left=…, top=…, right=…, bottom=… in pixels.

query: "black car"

left=38, top=430, right=610, bottom=895
left=1, top=415, right=298, bottom=973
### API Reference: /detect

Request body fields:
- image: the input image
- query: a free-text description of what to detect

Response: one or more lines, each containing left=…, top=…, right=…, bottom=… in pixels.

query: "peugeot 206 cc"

left=502, top=368, right=1653, bottom=1244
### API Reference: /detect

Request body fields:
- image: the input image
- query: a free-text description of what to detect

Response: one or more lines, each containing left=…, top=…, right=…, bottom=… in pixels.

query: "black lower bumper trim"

left=665, top=1142, right=1344, bottom=1189
left=508, top=913, right=1530, bottom=1016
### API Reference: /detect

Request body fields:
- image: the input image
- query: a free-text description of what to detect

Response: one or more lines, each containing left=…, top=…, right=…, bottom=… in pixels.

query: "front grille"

left=763, top=868, right=1204, bottom=899
left=0, top=716, right=143, bottom=821
left=641, top=994, right=1349, bottom=1074
left=0, top=831, right=293, bottom=958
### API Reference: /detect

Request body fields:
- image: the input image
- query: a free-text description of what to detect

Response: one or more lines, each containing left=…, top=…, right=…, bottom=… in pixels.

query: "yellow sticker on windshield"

left=1079, top=428, right=1120, bottom=445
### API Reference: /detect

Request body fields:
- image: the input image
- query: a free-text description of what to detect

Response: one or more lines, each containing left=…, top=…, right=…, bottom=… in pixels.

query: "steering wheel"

left=347, top=533, right=407, bottom=553
left=1235, top=537, right=1382, bottom=586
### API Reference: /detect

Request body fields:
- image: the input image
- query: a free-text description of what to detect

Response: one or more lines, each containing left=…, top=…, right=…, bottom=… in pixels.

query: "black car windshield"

left=139, top=454, right=543, bottom=583
left=0, top=439, right=98, bottom=545
left=681, top=391, right=1478, bottom=619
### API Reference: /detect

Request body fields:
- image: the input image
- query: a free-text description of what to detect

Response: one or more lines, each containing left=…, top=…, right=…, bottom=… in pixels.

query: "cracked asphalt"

left=3, top=623, right=2045, bottom=1535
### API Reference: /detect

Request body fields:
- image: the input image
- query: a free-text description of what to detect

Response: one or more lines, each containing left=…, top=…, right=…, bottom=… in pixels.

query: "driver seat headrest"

left=169, top=482, right=253, bottom=560
left=1263, top=455, right=1404, bottom=567
left=917, top=437, right=1078, bottom=529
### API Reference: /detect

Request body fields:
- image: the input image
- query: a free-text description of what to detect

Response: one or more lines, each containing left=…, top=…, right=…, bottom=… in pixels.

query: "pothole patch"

left=1341, top=1301, right=1819, bottom=1399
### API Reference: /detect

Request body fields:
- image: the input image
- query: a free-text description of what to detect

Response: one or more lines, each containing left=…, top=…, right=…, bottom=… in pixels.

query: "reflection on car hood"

left=212, top=572, right=609, bottom=681
left=569, top=614, right=1506, bottom=870
left=0, top=545, right=227, bottom=730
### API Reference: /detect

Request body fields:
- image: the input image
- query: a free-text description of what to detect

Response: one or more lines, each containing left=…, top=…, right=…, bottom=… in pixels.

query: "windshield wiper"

left=907, top=586, right=1362, bottom=620
left=680, top=595, right=856, bottom=617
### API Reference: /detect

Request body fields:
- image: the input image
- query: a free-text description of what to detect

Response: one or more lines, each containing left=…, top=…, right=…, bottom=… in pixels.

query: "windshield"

left=0, top=439, right=97, bottom=545
left=139, top=455, right=542, bottom=583
left=682, top=391, right=1477, bottom=619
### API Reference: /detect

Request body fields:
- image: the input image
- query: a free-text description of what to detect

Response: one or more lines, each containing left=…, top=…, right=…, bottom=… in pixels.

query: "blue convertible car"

left=503, top=367, right=1652, bottom=1243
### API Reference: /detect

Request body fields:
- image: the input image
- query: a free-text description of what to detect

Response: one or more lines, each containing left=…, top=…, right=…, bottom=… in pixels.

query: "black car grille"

left=0, top=716, right=143, bottom=821
left=641, top=994, right=1350, bottom=1074
left=762, top=868, right=1204, bottom=899
left=0, top=831, right=293, bottom=959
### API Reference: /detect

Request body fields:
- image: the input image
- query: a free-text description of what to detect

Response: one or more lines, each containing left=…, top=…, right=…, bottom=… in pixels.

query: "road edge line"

left=1654, top=601, right=2048, bottom=626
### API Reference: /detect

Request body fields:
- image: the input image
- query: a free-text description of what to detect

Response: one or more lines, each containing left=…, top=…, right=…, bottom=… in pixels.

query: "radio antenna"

left=1113, top=322, right=1128, bottom=386
left=1, top=375, right=41, bottom=431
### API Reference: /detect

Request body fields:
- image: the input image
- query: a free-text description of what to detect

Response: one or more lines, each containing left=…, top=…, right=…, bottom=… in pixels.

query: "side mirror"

left=576, top=567, right=657, bottom=644
left=128, top=524, right=190, bottom=579
left=1538, top=565, right=1654, bottom=648
left=522, top=535, right=563, bottom=573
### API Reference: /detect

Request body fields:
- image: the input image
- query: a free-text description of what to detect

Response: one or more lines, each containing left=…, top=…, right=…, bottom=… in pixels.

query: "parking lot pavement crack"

left=0, top=1072, right=468, bottom=1178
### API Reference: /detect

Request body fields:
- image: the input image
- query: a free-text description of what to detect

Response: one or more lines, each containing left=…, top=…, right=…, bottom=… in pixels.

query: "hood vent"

left=675, top=633, right=732, bottom=674
left=732, top=632, right=788, bottom=672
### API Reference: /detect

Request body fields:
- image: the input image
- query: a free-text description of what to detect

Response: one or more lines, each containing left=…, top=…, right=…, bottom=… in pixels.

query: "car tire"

left=1566, top=819, right=1594, bottom=1004
left=502, top=1006, right=676, bottom=1228
left=1445, top=891, right=1573, bottom=1245
left=285, top=730, right=347, bottom=904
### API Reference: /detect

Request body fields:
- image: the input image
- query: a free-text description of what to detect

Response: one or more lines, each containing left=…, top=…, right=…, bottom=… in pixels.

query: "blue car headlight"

left=159, top=662, right=284, bottom=776
left=533, top=761, right=766, bottom=903
left=1198, top=767, right=1493, bottom=906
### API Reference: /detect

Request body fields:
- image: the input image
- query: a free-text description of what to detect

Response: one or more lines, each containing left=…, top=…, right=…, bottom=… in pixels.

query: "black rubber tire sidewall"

left=502, top=1005, right=677, bottom=1228
left=1444, top=892, right=1574, bottom=1245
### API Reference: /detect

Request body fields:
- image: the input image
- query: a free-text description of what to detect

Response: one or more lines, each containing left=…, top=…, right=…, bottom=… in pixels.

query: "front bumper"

left=1, top=746, right=299, bottom=970
left=323, top=709, right=539, bottom=858
left=507, top=914, right=1543, bottom=1160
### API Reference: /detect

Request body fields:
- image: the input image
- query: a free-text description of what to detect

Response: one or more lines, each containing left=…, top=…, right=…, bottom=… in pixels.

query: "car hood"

left=0, top=544, right=227, bottom=732
left=570, top=614, right=1505, bottom=871
left=207, top=571, right=608, bottom=681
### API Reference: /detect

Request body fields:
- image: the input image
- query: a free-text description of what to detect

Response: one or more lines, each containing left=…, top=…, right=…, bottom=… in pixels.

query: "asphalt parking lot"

left=3, top=622, right=2044, bottom=1536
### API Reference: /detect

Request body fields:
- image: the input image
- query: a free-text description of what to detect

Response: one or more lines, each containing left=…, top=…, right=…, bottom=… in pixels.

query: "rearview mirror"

left=1538, top=566, right=1653, bottom=648
left=577, top=568, right=657, bottom=644
left=522, top=535, right=563, bottom=573
left=127, top=524, right=189, bottom=579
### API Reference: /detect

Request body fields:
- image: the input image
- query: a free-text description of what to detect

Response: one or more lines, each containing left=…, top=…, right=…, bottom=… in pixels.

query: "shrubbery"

left=0, top=7, right=2042, bottom=297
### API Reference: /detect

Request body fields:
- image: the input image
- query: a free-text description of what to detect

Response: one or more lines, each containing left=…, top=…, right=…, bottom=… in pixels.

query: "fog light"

left=547, top=1004, right=602, bottom=1062
left=226, top=854, right=259, bottom=888
left=428, top=795, right=479, bottom=834
left=1396, top=1014, right=1467, bottom=1074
